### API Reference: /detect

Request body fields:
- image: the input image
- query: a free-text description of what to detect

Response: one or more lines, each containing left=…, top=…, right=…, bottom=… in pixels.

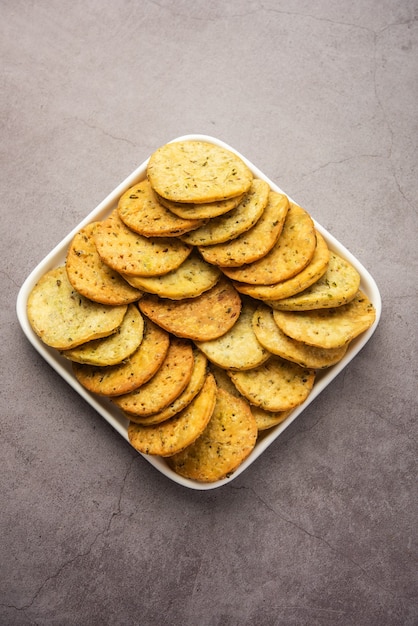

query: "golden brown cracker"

left=94, top=209, right=192, bottom=276
left=147, top=140, right=253, bottom=204
left=199, top=191, right=289, bottom=267
left=167, top=386, right=258, bottom=482
left=117, top=180, right=204, bottom=237
left=157, top=191, right=246, bottom=220
left=228, top=356, right=315, bottom=412
left=269, top=251, right=361, bottom=310
left=127, top=372, right=217, bottom=456
left=233, top=230, right=330, bottom=300
left=195, top=300, right=270, bottom=370
left=222, top=203, right=316, bottom=284
left=272, top=290, right=376, bottom=349
left=180, top=179, right=270, bottom=245
left=66, top=222, right=142, bottom=305
left=27, top=266, right=127, bottom=350
left=112, top=338, right=194, bottom=416
left=121, top=251, right=220, bottom=300
left=253, top=304, right=348, bottom=368
left=127, top=349, right=208, bottom=425
left=138, top=278, right=242, bottom=341
left=61, top=304, right=144, bottom=366
left=72, top=318, right=170, bottom=396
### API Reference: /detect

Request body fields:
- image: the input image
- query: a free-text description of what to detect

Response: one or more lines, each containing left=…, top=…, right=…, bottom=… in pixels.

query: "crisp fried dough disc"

left=269, top=251, right=361, bottom=310
left=272, top=290, right=376, bottom=349
left=27, top=266, right=127, bottom=350
left=112, top=338, right=194, bottom=416
left=253, top=304, right=348, bottom=368
left=61, top=304, right=144, bottom=366
left=94, top=209, right=192, bottom=276
left=157, top=191, right=246, bottom=220
left=210, top=363, right=242, bottom=396
left=127, top=349, right=208, bottom=425
left=167, top=386, right=258, bottom=482
left=138, top=278, right=242, bottom=341
left=121, top=251, right=220, bottom=300
left=127, top=373, right=217, bottom=457
left=66, top=222, right=142, bottom=305
left=222, top=203, right=316, bottom=284
left=210, top=364, right=292, bottom=432
left=233, top=230, right=330, bottom=300
left=199, top=191, right=289, bottom=268
left=72, top=318, right=170, bottom=396
left=228, top=356, right=315, bottom=412
left=195, top=300, right=270, bottom=370
left=147, top=140, right=253, bottom=204
left=180, top=179, right=270, bottom=245
left=251, top=406, right=293, bottom=431
left=117, top=180, right=204, bottom=237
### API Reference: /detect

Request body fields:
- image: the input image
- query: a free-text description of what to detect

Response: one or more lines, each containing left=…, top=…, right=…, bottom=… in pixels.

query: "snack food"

left=234, top=230, right=330, bottom=300
left=253, top=304, right=348, bottom=369
left=272, top=291, right=376, bottom=349
left=167, top=386, right=258, bottom=482
left=72, top=318, right=170, bottom=396
left=27, top=266, right=127, bottom=350
left=94, top=209, right=192, bottom=276
left=180, top=179, right=270, bottom=246
left=199, top=190, right=289, bottom=267
left=127, top=373, right=217, bottom=456
left=61, top=304, right=144, bottom=366
left=112, top=337, right=194, bottom=417
left=138, top=278, right=242, bottom=341
left=22, top=137, right=379, bottom=486
left=147, top=140, right=253, bottom=203
left=195, top=300, right=270, bottom=370
left=117, top=180, right=204, bottom=237
left=228, top=356, right=316, bottom=412
left=66, top=222, right=142, bottom=305
left=121, top=251, right=220, bottom=300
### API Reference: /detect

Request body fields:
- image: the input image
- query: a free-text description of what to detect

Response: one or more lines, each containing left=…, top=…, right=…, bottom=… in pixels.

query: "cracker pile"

left=27, top=140, right=376, bottom=483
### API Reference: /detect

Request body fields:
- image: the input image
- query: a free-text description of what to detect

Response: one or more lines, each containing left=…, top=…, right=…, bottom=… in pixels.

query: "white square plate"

left=16, top=135, right=381, bottom=490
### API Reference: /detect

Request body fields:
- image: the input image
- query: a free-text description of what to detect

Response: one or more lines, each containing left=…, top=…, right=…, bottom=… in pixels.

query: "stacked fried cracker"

left=27, top=140, right=376, bottom=483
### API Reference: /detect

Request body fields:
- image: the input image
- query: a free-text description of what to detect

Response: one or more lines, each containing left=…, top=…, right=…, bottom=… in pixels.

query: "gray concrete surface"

left=1, top=1, right=417, bottom=624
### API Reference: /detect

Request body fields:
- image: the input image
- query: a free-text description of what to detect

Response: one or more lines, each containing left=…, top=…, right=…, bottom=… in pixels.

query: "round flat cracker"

left=228, top=356, right=316, bottom=412
left=112, top=338, right=194, bottom=416
left=222, top=203, right=316, bottom=284
left=157, top=191, right=245, bottom=220
left=195, top=300, right=270, bottom=370
left=66, top=222, right=142, bottom=305
left=127, top=349, right=208, bottom=425
left=61, top=304, right=144, bottom=366
left=127, top=372, right=217, bottom=457
left=180, top=179, right=270, bottom=245
left=233, top=230, right=330, bottom=300
left=117, top=180, right=204, bottom=237
left=199, top=191, right=289, bottom=268
left=147, top=140, right=253, bottom=204
left=210, top=363, right=292, bottom=432
left=253, top=304, right=348, bottom=369
left=121, top=251, right=220, bottom=300
left=27, top=266, right=127, bottom=350
left=167, top=386, right=258, bottom=482
left=94, top=209, right=192, bottom=276
left=138, top=278, right=242, bottom=341
left=272, top=290, right=376, bottom=349
left=269, top=251, right=361, bottom=310
left=72, top=318, right=170, bottom=396
left=251, top=406, right=293, bottom=431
